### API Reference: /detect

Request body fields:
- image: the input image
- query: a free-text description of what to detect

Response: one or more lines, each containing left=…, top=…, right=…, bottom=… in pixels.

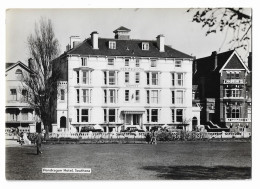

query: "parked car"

left=121, top=127, right=136, bottom=132
left=80, top=127, right=103, bottom=132
left=121, top=127, right=145, bottom=132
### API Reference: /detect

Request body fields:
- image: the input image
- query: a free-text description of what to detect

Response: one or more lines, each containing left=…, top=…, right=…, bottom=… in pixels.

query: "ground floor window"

left=176, top=109, right=183, bottom=122
left=104, top=109, right=116, bottom=123
left=146, top=109, right=159, bottom=123
left=81, top=109, right=89, bottom=122
left=76, top=108, right=90, bottom=123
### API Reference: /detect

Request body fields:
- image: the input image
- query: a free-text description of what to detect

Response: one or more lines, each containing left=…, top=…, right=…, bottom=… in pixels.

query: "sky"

left=6, top=8, right=252, bottom=65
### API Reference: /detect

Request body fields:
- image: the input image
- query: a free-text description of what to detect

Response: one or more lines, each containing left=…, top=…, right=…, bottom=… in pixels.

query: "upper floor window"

left=226, top=107, right=240, bottom=118
left=224, top=89, right=242, bottom=98
left=125, top=72, right=129, bottom=83
left=125, top=59, right=130, bottom=66
left=151, top=73, right=158, bottom=85
left=76, top=71, right=79, bottom=84
left=109, top=41, right=116, bottom=49
left=227, top=71, right=240, bottom=79
left=177, top=73, right=183, bottom=86
left=109, top=89, right=116, bottom=103
left=176, top=90, right=184, bottom=104
left=172, top=73, right=175, bottom=86
left=136, top=59, right=140, bottom=67
left=15, top=69, right=23, bottom=80
left=109, top=72, right=116, bottom=85
left=108, top=58, right=114, bottom=65
left=135, top=90, right=140, bottom=102
left=142, top=42, right=149, bottom=50
left=82, top=89, right=91, bottom=103
left=10, top=89, right=17, bottom=101
left=21, top=89, right=28, bottom=101
left=151, top=60, right=157, bottom=67
left=81, top=58, right=87, bottom=66
left=175, top=60, right=182, bottom=68
left=135, top=72, right=140, bottom=84
left=82, top=71, right=90, bottom=84
left=172, top=91, right=175, bottom=104
left=76, top=89, right=80, bottom=103
left=125, top=90, right=129, bottom=102
left=151, top=90, right=159, bottom=104
left=60, top=89, right=65, bottom=100
left=104, top=71, right=117, bottom=85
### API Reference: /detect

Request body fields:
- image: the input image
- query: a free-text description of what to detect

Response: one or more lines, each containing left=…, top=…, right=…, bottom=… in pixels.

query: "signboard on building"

left=224, top=79, right=244, bottom=84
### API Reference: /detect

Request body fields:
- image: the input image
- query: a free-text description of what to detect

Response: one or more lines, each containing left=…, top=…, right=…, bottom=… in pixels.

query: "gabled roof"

left=6, top=63, right=16, bottom=69
left=67, top=38, right=192, bottom=59
left=195, top=50, right=235, bottom=76
left=219, top=51, right=250, bottom=73
left=113, top=26, right=131, bottom=33
left=5, top=61, right=33, bottom=74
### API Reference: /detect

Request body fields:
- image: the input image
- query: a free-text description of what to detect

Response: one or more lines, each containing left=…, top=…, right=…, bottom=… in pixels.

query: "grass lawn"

left=5, top=141, right=251, bottom=180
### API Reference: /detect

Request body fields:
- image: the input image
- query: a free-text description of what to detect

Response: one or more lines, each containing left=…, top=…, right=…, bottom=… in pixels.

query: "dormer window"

left=142, top=42, right=149, bottom=50
left=109, top=41, right=116, bottom=49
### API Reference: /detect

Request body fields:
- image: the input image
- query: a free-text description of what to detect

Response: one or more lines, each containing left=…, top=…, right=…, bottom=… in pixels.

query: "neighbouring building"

left=193, top=50, right=252, bottom=132
left=5, top=61, right=40, bottom=133
left=52, top=26, right=198, bottom=133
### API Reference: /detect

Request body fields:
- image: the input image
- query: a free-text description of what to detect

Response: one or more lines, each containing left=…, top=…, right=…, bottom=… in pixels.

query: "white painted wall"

left=57, top=55, right=194, bottom=131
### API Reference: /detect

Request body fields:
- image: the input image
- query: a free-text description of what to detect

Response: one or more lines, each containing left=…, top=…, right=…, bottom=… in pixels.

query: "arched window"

left=15, top=69, right=23, bottom=80
left=231, top=109, right=236, bottom=118
left=232, top=108, right=240, bottom=118
left=236, top=108, right=240, bottom=118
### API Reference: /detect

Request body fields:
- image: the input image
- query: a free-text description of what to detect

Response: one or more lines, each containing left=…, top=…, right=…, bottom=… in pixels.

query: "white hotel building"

left=53, top=26, right=198, bottom=132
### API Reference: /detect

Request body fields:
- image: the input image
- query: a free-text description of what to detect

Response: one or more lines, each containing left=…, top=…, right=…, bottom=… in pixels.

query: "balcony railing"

left=225, top=118, right=251, bottom=122
left=223, top=79, right=244, bottom=84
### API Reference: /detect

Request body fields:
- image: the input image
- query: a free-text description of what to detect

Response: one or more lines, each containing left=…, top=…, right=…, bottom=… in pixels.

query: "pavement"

left=5, top=139, right=33, bottom=147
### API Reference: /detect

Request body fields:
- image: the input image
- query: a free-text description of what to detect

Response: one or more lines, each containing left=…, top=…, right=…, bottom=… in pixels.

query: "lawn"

left=5, top=141, right=251, bottom=180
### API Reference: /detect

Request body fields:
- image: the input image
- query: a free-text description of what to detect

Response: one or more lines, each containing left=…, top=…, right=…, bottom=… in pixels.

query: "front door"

left=133, top=114, right=140, bottom=125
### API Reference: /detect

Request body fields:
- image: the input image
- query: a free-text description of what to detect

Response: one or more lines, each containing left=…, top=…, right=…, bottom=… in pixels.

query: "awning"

left=121, top=109, right=145, bottom=114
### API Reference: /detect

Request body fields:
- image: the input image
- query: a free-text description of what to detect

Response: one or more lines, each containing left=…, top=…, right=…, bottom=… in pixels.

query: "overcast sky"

left=6, top=8, right=251, bottom=64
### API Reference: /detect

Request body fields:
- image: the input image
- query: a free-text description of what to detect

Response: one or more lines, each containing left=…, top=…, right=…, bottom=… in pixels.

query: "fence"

left=48, top=131, right=251, bottom=140
left=49, top=132, right=146, bottom=140
left=5, top=129, right=251, bottom=140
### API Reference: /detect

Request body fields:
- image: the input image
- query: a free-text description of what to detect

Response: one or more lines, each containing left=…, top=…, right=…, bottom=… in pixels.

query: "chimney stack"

left=91, top=31, right=99, bottom=49
left=156, top=34, right=165, bottom=52
left=70, top=36, right=81, bottom=49
left=211, top=51, right=218, bottom=70
left=28, top=58, right=34, bottom=70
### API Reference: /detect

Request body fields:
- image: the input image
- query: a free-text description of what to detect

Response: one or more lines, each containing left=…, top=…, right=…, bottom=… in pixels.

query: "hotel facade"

left=53, top=27, right=198, bottom=133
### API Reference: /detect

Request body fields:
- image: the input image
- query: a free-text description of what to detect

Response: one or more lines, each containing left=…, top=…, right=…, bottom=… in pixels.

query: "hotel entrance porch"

left=122, top=109, right=145, bottom=130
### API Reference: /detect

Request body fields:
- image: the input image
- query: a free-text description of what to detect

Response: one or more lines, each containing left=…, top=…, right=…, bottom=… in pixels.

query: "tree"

left=187, top=8, right=251, bottom=52
left=22, top=18, right=61, bottom=137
